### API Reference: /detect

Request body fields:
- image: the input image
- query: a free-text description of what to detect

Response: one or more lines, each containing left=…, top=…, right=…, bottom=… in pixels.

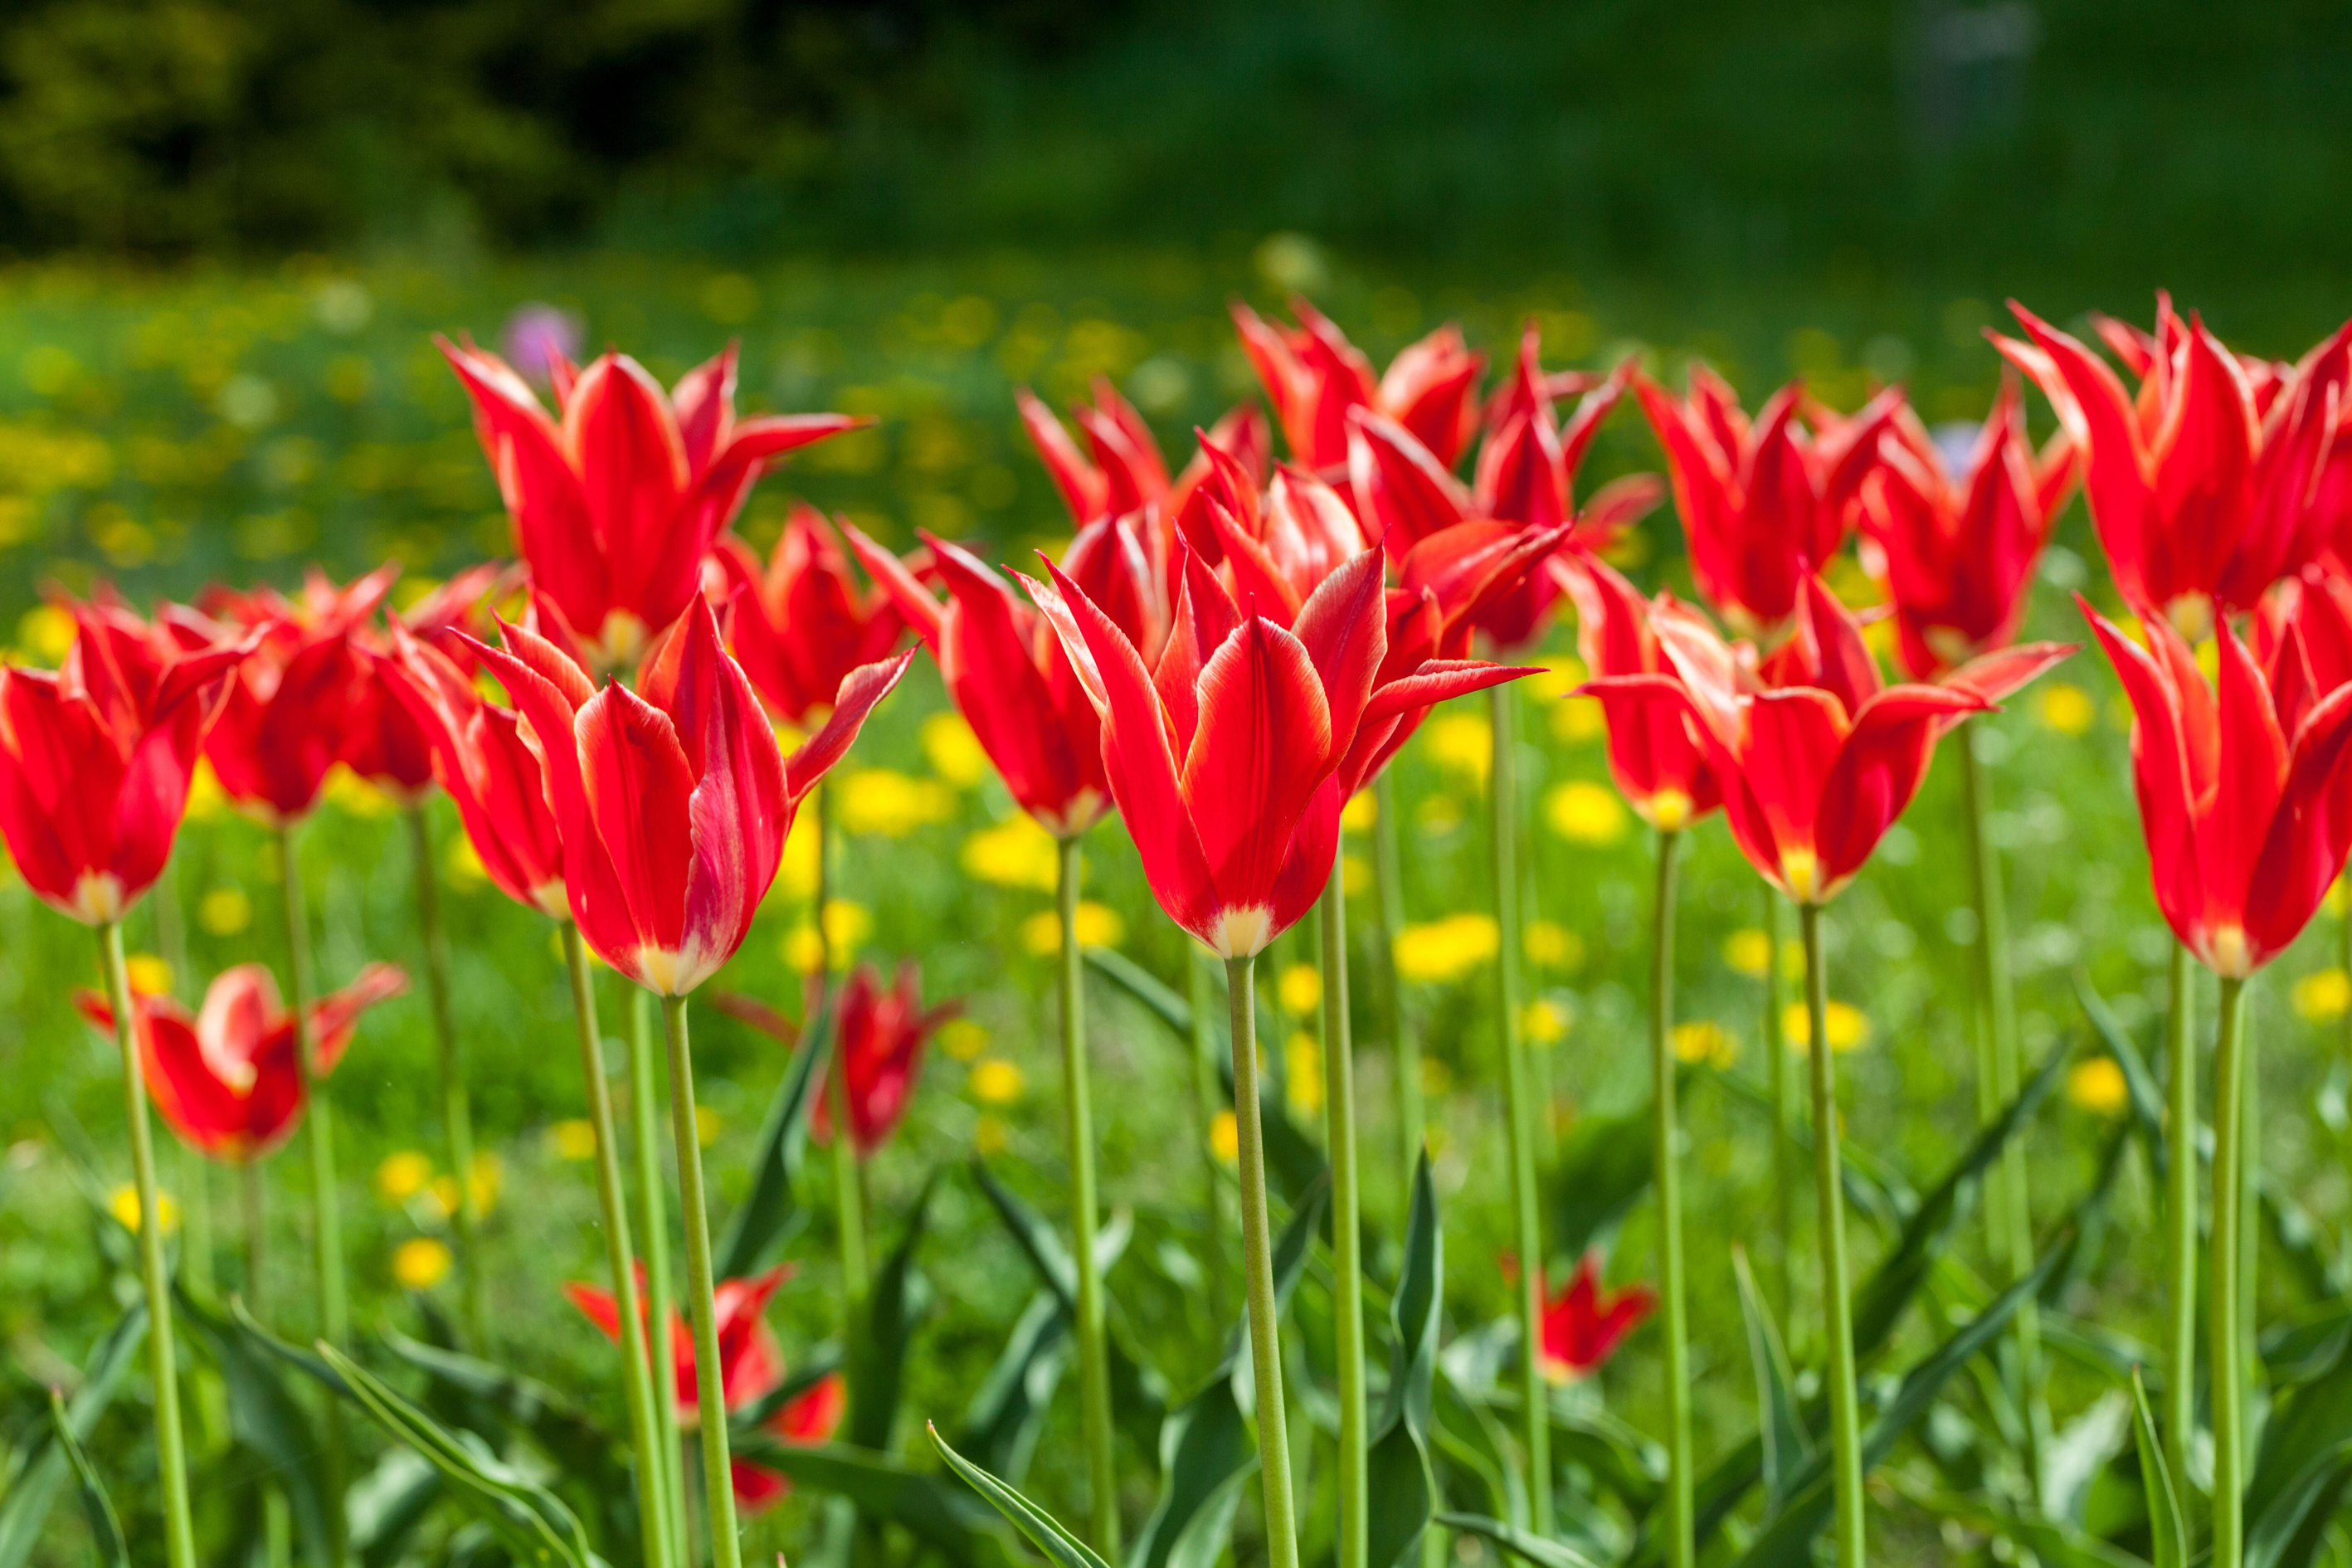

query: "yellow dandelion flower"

left=779, top=809, right=821, bottom=899
left=1286, top=1033, right=1323, bottom=1117
left=323, top=764, right=395, bottom=818
left=2328, top=876, right=2349, bottom=918
left=938, top=1019, right=988, bottom=1062
left=2067, top=1058, right=2130, bottom=1117
left=1522, top=997, right=1572, bottom=1048
left=18, top=604, right=74, bottom=664
left=124, top=953, right=173, bottom=996
left=392, top=1238, right=452, bottom=1291
left=183, top=760, right=229, bottom=823
left=1209, top=1110, right=1239, bottom=1165
left=198, top=886, right=252, bottom=937
left=962, top=816, right=1059, bottom=891
left=971, top=1059, right=1025, bottom=1104
left=1673, top=1020, right=1736, bottom=1069
left=1723, top=928, right=1773, bottom=978
left=835, top=767, right=956, bottom=838
left=1278, top=964, right=1322, bottom=1016
left=1395, top=913, right=1500, bottom=985
left=1546, top=780, right=1629, bottom=845
left=375, top=1151, right=434, bottom=1203
left=1342, top=853, right=1371, bottom=896
left=1341, top=791, right=1376, bottom=834
left=2036, top=683, right=2096, bottom=737
left=1424, top=713, right=1493, bottom=788
left=1552, top=697, right=1607, bottom=744
left=2294, top=968, right=2351, bottom=1024
left=782, top=901, right=873, bottom=972
left=469, top=1154, right=503, bottom=1216
left=548, top=1119, right=600, bottom=1161
left=1782, top=1000, right=1872, bottom=1052
left=1524, top=919, right=1585, bottom=971
left=1022, top=900, right=1125, bottom=955
left=974, top=1114, right=1010, bottom=1157
left=923, top=712, right=990, bottom=786
left=109, top=1184, right=178, bottom=1236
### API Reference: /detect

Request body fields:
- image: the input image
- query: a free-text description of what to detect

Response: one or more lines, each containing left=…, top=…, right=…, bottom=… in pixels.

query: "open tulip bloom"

left=1235, top=297, right=1485, bottom=473
left=1536, top=1254, right=1657, bottom=1385
left=1020, top=376, right=1270, bottom=532
left=710, top=504, right=908, bottom=728
left=716, top=962, right=959, bottom=1158
left=441, top=338, right=864, bottom=670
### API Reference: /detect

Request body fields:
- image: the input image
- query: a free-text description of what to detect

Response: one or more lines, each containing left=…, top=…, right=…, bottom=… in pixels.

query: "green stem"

left=661, top=993, right=744, bottom=1568
left=1059, top=835, right=1121, bottom=1557
left=1958, top=722, right=2045, bottom=1495
left=406, top=803, right=485, bottom=1351
left=279, top=822, right=347, bottom=1560
left=1321, top=849, right=1367, bottom=1568
left=564, top=925, right=674, bottom=1568
left=2211, top=975, right=2250, bottom=1568
left=1800, top=902, right=1866, bottom=1568
left=1372, top=772, right=1421, bottom=1223
left=1764, top=889, right=1794, bottom=1327
left=100, top=920, right=197, bottom=1568
left=1649, top=832, right=1692, bottom=1568
left=1189, top=952, right=1231, bottom=1323
left=2163, top=942, right=2198, bottom=1488
left=631, top=984, right=689, bottom=1566
left=1489, top=682, right=1550, bottom=1533
left=1227, top=953, right=1301, bottom=1568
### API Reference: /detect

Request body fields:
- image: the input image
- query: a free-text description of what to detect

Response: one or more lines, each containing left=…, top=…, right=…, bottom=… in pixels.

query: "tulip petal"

left=308, top=962, right=411, bottom=1075
left=1184, top=617, right=1333, bottom=925
left=785, top=650, right=917, bottom=804
left=577, top=683, right=699, bottom=989
left=1290, top=547, right=1389, bottom=751
left=2243, top=682, right=2352, bottom=966
left=2080, top=597, right=2207, bottom=947
left=1814, top=684, right=1989, bottom=894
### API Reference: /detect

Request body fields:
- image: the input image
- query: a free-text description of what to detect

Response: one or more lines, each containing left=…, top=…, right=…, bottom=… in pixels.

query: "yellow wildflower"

left=2067, top=1058, right=2130, bottom=1117
left=323, top=764, right=395, bottom=817
left=835, top=767, right=956, bottom=838
left=962, top=815, right=1059, bottom=891
left=782, top=901, right=873, bottom=972
left=376, top=1151, right=434, bottom=1203
left=548, top=1120, right=600, bottom=1161
left=199, top=886, right=253, bottom=937
left=446, top=835, right=487, bottom=889
left=1341, top=791, right=1376, bottom=833
left=2294, top=968, right=2351, bottom=1024
left=779, top=809, right=821, bottom=899
left=2036, top=684, right=2096, bottom=737
left=1278, top=964, right=1322, bottom=1016
left=1021, top=900, right=1125, bottom=955
left=110, top=1184, right=178, bottom=1236
left=1546, top=781, right=1629, bottom=845
left=1286, top=1032, right=1323, bottom=1117
left=1209, top=1110, right=1239, bottom=1165
left=1524, top=919, right=1585, bottom=971
left=938, top=1019, right=989, bottom=1062
left=183, top=761, right=229, bottom=823
left=1673, top=1021, right=1736, bottom=1069
left=923, top=712, right=990, bottom=786
left=1782, top=1000, right=1872, bottom=1052
left=392, top=1239, right=452, bottom=1291
left=1424, top=713, right=1493, bottom=788
left=124, top=953, right=173, bottom=996
left=1395, top=913, right=1501, bottom=985
left=1522, top=997, right=1572, bottom=1047
left=17, top=604, right=74, bottom=664
left=1342, top=854, right=1371, bottom=896
left=971, top=1059, right=1025, bottom=1104
left=695, top=1108, right=722, bottom=1148
left=1552, top=697, right=1606, bottom=743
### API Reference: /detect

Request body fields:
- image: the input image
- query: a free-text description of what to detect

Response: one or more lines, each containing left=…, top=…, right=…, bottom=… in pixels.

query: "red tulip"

left=566, top=1264, right=844, bottom=1512
left=846, top=523, right=1151, bottom=837
left=2080, top=593, right=2352, bottom=977
left=1234, top=299, right=1486, bottom=470
left=1557, top=553, right=1725, bottom=831
left=1633, top=367, right=1900, bottom=636
left=441, top=339, right=863, bottom=670
left=0, top=597, right=252, bottom=924
left=342, top=564, right=506, bottom=803
left=1537, top=1254, right=1656, bottom=1384
left=192, top=565, right=397, bottom=825
left=1029, top=544, right=1531, bottom=956
left=2257, top=563, right=2352, bottom=695
left=716, top=962, right=962, bottom=1157
left=711, top=505, right=907, bottom=727
left=1858, top=380, right=2077, bottom=681
left=1998, top=299, right=2352, bottom=637
left=468, top=596, right=911, bottom=996
left=75, top=963, right=407, bottom=1162
left=379, top=627, right=568, bottom=918
left=1657, top=576, right=1990, bottom=904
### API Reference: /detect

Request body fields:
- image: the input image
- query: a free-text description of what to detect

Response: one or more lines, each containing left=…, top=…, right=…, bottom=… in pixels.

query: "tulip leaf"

left=1886, top=1478, right=2150, bottom=1568
left=1546, top=1101, right=1652, bottom=1261
left=930, top=1422, right=1112, bottom=1568
left=729, top=1434, right=993, bottom=1562
left=0, top=1300, right=144, bottom=1568
left=1732, top=1246, right=1810, bottom=1512
left=2263, top=1300, right=2352, bottom=1387
left=715, top=994, right=830, bottom=1279
left=1366, top=1152, right=1443, bottom=1568
left=1127, top=1176, right=1330, bottom=1568
left=955, top=1292, right=1071, bottom=1483
left=46, top=1390, right=128, bottom=1568
left=848, top=1169, right=939, bottom=1454
left=2244, top=1323, right=2352, bottom=1568
left=174, top=1287, right=334, bottom=1563
left=349, top=1448, right=442, bottom=1568
left=2131, top=1368, right=2185, bottom=1568
left=1434, top=1512, right=1605, bottom=1568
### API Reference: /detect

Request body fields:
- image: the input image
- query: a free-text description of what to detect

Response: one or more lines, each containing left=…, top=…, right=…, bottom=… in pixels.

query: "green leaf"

left=46, top=1389, right=128, bottom=1567
left=955, top=1292, right=1070, bottom=1483
left=731, top=1434, right=991, bottom=1561
left=1716, top=1072, right=1912, bottom=1232
left=2246, top=1322, right=2352, bottom=1568
left=1888, top=1478, right=2150, bottom=1568
left=379, top=1327, right=625, bottom=1488
left=1434, top=1512, right=1605, bottom=1568
left=0, top=1301, right=144, bottom=1568
left=349, top=1449, right=441, bottom=1568
left=714, top=995, right=830, bottom=1279
left=2258, top=1175, right=2349, bottom=1303
left=1082, top=947, right=1195, bottom=1038
left=1547, top=1103, right=1652, bottom=1261
left=1732, top=1247, right=1810, bottom=1512
left=930, top=1422, right=1113, bottom=1568
left=175, top=1287, right=334, bottom=1563
left=2131, top=1368, right=2184, bottom=1568
left=848, top=1169, right=939, bottom=1453
left=1366, top=1152, right=1444, bottom=1568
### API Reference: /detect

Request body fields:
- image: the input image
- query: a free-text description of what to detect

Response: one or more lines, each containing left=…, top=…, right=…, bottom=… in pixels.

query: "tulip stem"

left=1957, top=721, right=2045, bottom=1496
left=660, top=993, right=744, bottom=1568
left=564, top=925, right=674, bottom=1568
left=2212, top=975, right=2251, bottom=1568
left=2162, top=942, right=2199, bottom=1487
left=405, top=803, right=485, bottom=1352
left=1318, top=848, right=1368, bottom=1568
left=278, top=822, right=347, bottom=1558
left=1649, top=831, right=1693, bottom=1568
left=630, top=984, right=690, bottom=1566
left=1055, top=834, right=1121, bottom=1558
left=1763, top=889, right=1794, bottom=1326
left=1372, top=771, right=1421, bottom=1223
left=1189, top=952, right=1231, bottom=1322
left=1799, top=903, right=1865, bottom=1568
left=1226, top=952, right=1302, bottom=1568
left=1489, top=682, right=1551, bottom=1534
left=99, top=920, right=197, bottom=1568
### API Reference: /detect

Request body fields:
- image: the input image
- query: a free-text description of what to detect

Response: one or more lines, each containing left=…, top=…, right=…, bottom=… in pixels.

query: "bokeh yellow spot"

left=835, top=768, right=956, bottom=838
left=2067, top=1058, right=2130, bottom=1117
left=970, top=1059, right=1025, bottom=1104
left=1285, top=1032, right=1322, bottom=1117
left=1524, top=919, right=1585, bottom=971
left=376, top=1150, right=434, bottom=1202
left=2035, top=683, right=2096, bottom=737
left=1342, top=854, right=1371, bottom=897
left=1341, top=791, right=1376, bottom=834
left=1523, top=658, right=1587, bottom=704
left=1724, top=928, right=1772, bottom=977
left=1419, top=1058, right=1454, bottom=1098
left=392, top=1238, right=452, bottom=1291
left=1278, top=964, right=1322, bottom=1016
left=923, top=712, right=990, bottom=787
left=323, top=764, right=396, bottom=817
left=1021, top=900, right=1125, bottom=955
left=549, top=1120, right=599, bottom=1161
left=199, top=886, right=253, bottom=936
left=694, top=1108, right=723, bottom=1147
left=1522, top=997, right=1572, bottom=1047
left=2329, top=876, right=2350, bottom=918
left=1673, top=1020, right=1736, bottom=1069
left=184, top=761, right=229, bottom=823
left=1209, top=1110, right=1239, bottom=1165
left=962, top=816, right=1059, bottom=891
left=782, top=901, right=873, bottom=972
left=110, top=1184, right=178, bottom=1236
left=1424, top=713, right=1493, bottom=788
left=1783, top=1000, right=1872, bottom=1052
left=937, top=1019, right=988, bottom=1062
left=1552, top=697, right=1607, bottom=743
left=1416, top=796, right=1463, bottom=834
left=2294, top=968, right=2351, bottom=1024
left=779, top=809, right=821, bottom=899
left=1546, top=781, right=1628, bottom=845
left=18, top=604, right=74, bottom=664
left=446, top=835, right=487, bottom=889
left=974, top=1114, right=1010, bottom=1156
left=124, top=953, right=173, bottom=996
left=1395, top=913, right=1500, bottom=985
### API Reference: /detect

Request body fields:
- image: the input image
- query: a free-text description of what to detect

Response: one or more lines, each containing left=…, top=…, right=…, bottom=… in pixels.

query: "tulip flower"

left=1020, top=379, right=1271, bottom=528
left=567, top=1266, right=845, bottom=1511
left=340, top=563, right=505, bottom=804
left=1634, top=367, right=1902, bottom=637
left=1559, top=553, right=1724, bottom=834
left=711, top=505, right=907, bottom=728
left=441, top=338, right=863, bottom=670
left=1536, top=1254, right=1657, bottom=1384
left=75, top=963, right=408, bottom=1162
left=1234, top=299, right=1485, bottom=470
left=0, top=597, right=251, bottom=925
left=1999, top=299, right=2352, bottom=638
left=715, top=962, right=960, bottom=1158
